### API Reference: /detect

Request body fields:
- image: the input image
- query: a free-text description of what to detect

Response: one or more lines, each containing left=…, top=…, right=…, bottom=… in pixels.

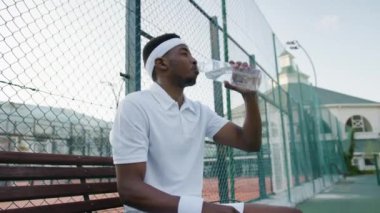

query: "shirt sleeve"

left=205, top=106, right=229, bottom=138
left=109, top=97, right=149, bottom=164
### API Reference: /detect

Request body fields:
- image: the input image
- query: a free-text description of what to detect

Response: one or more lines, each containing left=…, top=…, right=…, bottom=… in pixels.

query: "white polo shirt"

left=110, top=83, right=228, bottom=211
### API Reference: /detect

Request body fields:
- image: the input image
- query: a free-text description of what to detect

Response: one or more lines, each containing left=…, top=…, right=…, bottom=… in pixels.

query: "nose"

left=191, top=56, right=197, bottom=65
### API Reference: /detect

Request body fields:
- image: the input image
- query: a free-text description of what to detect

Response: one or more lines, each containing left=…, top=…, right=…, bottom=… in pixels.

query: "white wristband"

left=178, top=196, right=204, bottom=213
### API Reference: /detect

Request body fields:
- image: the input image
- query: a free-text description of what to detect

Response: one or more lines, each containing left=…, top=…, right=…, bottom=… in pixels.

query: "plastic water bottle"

left=198, top=59, right=261, bottom=91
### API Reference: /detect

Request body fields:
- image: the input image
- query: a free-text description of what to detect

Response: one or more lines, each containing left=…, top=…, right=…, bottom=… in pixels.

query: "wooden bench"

left=0, top=151, right=123, bottom=212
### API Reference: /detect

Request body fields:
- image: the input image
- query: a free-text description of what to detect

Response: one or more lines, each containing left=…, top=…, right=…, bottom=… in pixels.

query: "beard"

left=183, top=77, right=197, bottom=87
left=170, top=69, right=198, bottom=88
left=173, top=75, right=197, bottom=88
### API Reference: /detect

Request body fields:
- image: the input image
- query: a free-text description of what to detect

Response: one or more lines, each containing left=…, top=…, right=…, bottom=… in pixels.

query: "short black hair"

left=143, top=33, right=180, bottom=81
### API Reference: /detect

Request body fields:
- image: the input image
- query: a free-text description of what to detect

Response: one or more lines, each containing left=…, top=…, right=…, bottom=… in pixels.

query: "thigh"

left=243, top=203, right=302, bottom=213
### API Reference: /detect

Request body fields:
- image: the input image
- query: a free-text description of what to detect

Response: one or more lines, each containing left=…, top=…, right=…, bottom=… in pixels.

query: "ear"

left=154, top=57, right=169, bottom=71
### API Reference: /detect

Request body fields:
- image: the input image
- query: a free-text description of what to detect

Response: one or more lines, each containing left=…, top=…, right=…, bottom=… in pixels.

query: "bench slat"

left=0, top=151, right=113, bottom=165
left=2, top=197, right=123, bottom=213
left=0, top=151, right=123, bottom=211
left=0, top=182, right=118, bottom=202
left=0, top=166, right=115, bottom=180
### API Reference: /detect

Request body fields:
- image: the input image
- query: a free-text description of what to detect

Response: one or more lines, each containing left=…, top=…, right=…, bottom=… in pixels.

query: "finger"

left=242, top=63, right=250, bottom=70
left=230, top=62, right=239, bottom=70
left=241, top=62, right=250, bottom=71
left=223, top=81, right=232, bottom=89
left=229, top=61, right=241, bottom=72
left=224, top=81, right=239, bottom=91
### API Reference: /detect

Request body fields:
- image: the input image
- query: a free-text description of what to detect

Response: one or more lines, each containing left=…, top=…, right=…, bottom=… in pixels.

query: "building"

left=278, top=51, right=380, bottom=171
left=0, top=101, right=112, bottom=156
left=229, top=51, right=379, bottom=193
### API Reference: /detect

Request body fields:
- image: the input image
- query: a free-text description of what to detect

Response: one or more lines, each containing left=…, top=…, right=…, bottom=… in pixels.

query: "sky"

left=254, top=0, right=380, bottom=103
left=1, top=0, right=379, bottom=124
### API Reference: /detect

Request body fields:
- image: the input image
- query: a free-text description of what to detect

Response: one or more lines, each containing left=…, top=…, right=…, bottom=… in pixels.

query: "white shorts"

left=222, top=202, right=245, bottom=213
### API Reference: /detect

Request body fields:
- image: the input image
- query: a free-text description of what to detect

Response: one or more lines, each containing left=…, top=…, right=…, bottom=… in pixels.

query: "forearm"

left=119, top=180, right=179, bottom=212
left=242, top=92, right=262, bottom=151
left=119, top=181, right=238, bottom=213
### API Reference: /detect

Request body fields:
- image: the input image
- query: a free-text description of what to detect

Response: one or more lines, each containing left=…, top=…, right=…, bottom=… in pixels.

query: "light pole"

left=287, top=40, right=327, bottom=187
left=100, top=81, right=123, bottom=108
left=286, top=40, right=317, bottom=87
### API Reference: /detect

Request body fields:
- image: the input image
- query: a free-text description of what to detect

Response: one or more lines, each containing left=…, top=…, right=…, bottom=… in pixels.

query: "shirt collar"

left=149, top=83, right=196, bottom=113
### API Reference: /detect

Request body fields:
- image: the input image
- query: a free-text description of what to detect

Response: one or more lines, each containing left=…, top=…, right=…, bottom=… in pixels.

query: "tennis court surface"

left=297, top=175, right=380, bottom=213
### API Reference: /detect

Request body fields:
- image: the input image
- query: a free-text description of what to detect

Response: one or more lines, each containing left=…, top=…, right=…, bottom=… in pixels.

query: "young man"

left=110, top=33, right=301, bottom=213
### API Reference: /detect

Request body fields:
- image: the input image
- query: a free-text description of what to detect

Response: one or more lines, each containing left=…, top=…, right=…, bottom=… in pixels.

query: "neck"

left=156, top=80, right=185, bottom=107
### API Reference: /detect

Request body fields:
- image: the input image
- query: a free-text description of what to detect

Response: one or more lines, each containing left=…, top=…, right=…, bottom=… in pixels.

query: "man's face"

left=163, top=44, right=199, bottom=87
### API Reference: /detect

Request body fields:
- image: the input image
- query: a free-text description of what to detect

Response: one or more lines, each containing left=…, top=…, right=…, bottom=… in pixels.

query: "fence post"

left=335, top=118, right=347, bottom=175
left=297, top=103, right=310, bottom=183
left=210, top=16, right=229, bottom=203
left=296, top=67, right=316, bottom=193
left=249, top=55, right=267, bottom=199
left=326, top=110, right=336, bottom=182
left=374, top=154, right=380, bottom=186
left=125, top=0, right=141, bottom=94
left=287, top=94, right=300, bottom=186
left=312, top=92, right=326, bottom=188
left=272, top=33, right=292, bottom=202
left=221, top=0, right=235, bottom=202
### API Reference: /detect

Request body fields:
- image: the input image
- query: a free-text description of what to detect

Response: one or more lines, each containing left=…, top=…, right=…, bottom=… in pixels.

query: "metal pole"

left=250, top=55, right=267, bottom=199
left=210, top=16, right=229, bottom=203
left=273, top=33, right=292, bottom=202
left=374, top=154, right=380, bottom=186
left=287, top=94, right=300, bottom=186
left=288, top=43, right=323, bottom=182
left=297, top=43, right=317, bottom=87
left=327, top=110, right=336, bottom=182
left=288, top=41, right=317, bottom=87
left=125, top=0, right=141, bottom=94
left=221, top=0, right=235, bottom=202
left=296, top=54, right=316, bottom=193
left=335, top=118, right=347, bottom=174
left=297, top=103, right=310, bottom=182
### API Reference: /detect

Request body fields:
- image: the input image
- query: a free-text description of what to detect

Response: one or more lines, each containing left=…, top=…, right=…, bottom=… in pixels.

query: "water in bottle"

left=197, top=60, right=261, bottom=91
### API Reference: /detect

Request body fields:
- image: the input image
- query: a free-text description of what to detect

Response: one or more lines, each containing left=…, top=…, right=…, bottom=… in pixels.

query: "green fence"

left=375, top=154, right=380, bottom=186
left=0, top=0, right=346, bottom=210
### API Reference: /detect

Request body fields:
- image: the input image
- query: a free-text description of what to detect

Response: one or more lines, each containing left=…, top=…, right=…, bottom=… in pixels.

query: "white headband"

left=145, top=37, right=185, bottom=78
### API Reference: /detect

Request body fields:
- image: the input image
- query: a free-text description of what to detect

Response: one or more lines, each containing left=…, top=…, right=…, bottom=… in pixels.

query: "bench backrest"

left=0, top=151, right=123, bottom=213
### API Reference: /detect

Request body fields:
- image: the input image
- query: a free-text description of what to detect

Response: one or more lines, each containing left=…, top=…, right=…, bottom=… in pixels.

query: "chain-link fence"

left=0, top=0, right=124, bottom=211
left=374, top=154, right=380, bottom=186
left=1, top=0, right=347, bottom=211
